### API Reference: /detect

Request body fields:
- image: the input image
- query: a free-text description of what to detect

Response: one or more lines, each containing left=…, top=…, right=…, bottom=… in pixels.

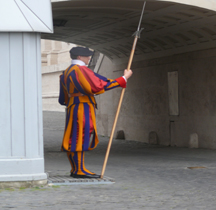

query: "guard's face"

left=78, top=56, right=91, bottom=65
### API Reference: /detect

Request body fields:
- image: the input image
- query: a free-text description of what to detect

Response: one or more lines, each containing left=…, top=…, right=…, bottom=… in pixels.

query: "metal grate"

left=48, top=175, right=115, bottom=186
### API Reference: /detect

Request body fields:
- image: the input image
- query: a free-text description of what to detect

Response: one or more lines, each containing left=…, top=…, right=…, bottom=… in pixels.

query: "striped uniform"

left=59, top=63, right=126, bottom=175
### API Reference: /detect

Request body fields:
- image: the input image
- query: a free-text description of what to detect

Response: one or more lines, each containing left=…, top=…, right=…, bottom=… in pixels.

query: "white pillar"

left=0, top=32, right=47, bottom=182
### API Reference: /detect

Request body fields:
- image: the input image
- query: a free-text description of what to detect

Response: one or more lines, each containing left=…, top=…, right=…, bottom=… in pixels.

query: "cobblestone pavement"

left=1, top=111, right=216, bottom=210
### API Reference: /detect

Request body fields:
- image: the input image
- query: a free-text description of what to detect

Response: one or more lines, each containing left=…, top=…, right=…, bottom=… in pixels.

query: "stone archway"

left=42, top=0, right=216, bottom=149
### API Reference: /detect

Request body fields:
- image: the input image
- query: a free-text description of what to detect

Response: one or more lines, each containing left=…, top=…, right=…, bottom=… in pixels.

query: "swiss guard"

left=58, top=46, right=133, bottom=178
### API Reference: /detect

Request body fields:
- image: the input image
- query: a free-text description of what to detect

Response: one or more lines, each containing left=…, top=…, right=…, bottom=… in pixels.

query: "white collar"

left=71, top=59, right=86, bottom=66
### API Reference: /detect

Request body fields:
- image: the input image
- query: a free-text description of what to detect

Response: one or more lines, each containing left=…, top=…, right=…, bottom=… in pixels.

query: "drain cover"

left=187, top=166, right=206, bottom=169
left=48, top=175, right=115, bottom=185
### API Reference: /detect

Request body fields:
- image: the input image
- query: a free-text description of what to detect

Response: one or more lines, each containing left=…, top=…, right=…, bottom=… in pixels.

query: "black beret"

left=70, top=47, right=94, bottom=57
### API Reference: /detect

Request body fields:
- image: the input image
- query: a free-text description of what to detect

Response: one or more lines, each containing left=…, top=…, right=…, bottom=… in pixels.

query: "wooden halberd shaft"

left=100, top=37, right=139, bottom=178
left=100, top=1, right=146, bottom=179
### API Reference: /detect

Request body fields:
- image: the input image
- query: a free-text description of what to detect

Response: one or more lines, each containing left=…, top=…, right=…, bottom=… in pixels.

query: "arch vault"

left=42, top=0, right=216, bottom=62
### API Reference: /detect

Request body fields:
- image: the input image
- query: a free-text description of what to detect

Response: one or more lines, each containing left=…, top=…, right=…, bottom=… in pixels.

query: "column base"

left=0, top=158, right=47, bottom=181
left=0, top=173, right=47, bottom=182
left=0, top=179, right=47, bottom=189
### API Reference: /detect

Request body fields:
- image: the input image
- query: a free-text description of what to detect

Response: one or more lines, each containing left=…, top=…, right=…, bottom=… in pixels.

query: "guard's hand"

left=124, top=69, right=133, bottom=80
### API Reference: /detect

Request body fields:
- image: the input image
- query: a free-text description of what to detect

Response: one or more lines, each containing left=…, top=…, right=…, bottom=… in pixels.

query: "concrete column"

left=0, top=32, right=47, bottom=182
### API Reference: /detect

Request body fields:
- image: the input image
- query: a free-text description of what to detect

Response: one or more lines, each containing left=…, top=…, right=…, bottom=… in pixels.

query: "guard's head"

left=70, top=47, right=93, bottom=59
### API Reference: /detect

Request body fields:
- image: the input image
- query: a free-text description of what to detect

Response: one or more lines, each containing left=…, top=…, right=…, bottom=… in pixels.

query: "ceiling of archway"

left=42, top=0, right=216, bottom=62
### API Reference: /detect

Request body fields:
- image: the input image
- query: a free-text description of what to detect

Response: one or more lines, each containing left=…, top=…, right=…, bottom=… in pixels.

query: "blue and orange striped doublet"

left=59, top=64, right=126, bottom=152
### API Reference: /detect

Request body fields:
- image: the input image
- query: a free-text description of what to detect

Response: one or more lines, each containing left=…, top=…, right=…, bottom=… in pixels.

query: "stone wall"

left=41, top=40, right=75, bottom=111
left=96, top=48, right=216, bottom=149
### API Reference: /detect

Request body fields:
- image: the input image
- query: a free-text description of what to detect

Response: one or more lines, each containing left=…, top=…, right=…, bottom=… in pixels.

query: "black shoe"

left=72, top=174, right=101, bottom=178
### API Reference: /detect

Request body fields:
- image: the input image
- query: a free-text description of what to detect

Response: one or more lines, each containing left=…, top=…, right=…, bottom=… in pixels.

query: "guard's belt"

left=68, top=93, right=84, bottom=97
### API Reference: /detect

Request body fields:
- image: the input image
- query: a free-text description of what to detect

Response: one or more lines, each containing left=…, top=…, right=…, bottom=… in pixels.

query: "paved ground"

left=1, top=111, right=216, bottom=210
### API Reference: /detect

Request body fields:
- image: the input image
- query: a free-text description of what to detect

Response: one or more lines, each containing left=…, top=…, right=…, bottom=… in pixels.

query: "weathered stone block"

left=189, top=133, right=199, bottom=148
left=149, top=131, right=158, bottom=145
left=116, top=130, right=125, bottom=140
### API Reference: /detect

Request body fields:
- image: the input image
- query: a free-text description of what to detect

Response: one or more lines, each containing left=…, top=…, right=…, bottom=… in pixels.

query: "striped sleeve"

left=104, top=77, right=126, bottom=91
left=79, top=66, right=127, bottom=94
